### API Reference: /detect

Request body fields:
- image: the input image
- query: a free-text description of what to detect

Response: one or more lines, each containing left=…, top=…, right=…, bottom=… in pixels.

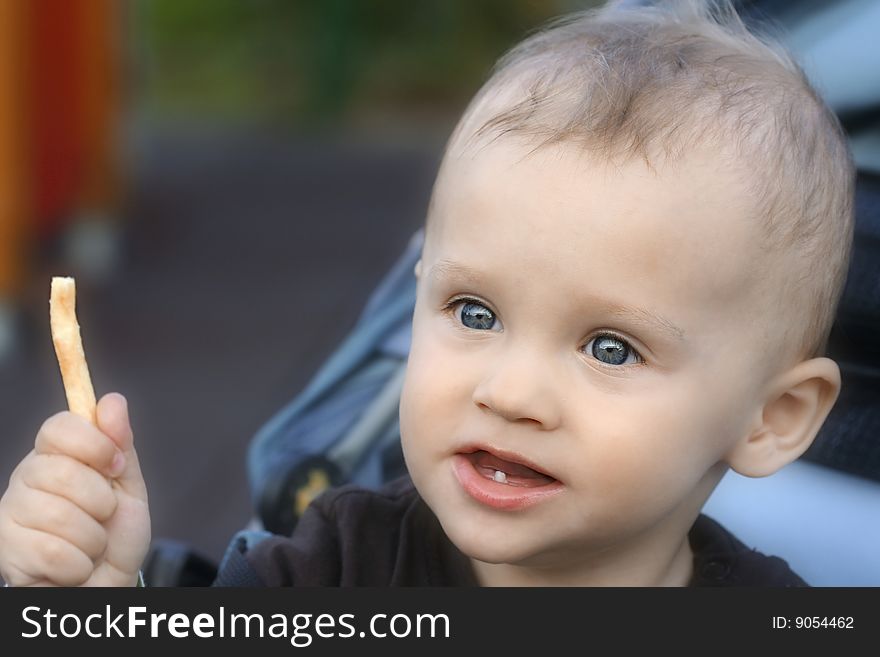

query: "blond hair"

left=431, top=0, right=855, bottom=361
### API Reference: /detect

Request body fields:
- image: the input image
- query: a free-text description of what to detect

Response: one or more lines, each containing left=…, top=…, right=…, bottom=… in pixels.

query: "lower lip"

left=451, top=454, right=564, bottom=511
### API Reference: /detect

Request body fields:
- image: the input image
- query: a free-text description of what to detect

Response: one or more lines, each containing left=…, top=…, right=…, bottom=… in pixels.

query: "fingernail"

left=109, top=451, right=126, bottom=477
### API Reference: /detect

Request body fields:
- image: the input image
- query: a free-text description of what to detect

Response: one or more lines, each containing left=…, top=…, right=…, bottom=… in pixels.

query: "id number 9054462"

left=772, top=616, right=854, bottom=629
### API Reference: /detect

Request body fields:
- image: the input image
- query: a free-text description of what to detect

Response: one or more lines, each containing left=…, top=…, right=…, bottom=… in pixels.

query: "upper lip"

left=456, top=443, right=559, bottom=481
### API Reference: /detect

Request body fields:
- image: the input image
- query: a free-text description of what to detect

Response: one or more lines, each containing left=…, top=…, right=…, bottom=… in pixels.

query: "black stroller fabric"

left=803, top=171, right=880, bottom=480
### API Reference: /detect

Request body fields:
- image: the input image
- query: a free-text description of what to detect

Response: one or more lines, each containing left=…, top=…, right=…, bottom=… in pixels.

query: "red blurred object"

left=0, top=0, right=123, bottom=305
left=0, top=0, right=28, bottom=298
left=28, top=0, right=84, bottom=238
left=27, top=0, right=121, bottom=240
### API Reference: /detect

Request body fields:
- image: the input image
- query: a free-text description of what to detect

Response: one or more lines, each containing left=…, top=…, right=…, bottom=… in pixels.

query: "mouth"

left=451, top=446, right=563, bottom=511
left=459, top=448, right=557, bottom=487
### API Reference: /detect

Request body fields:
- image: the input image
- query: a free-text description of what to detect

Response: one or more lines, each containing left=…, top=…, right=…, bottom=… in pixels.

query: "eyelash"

left=441, top=295, right=645, bottom=367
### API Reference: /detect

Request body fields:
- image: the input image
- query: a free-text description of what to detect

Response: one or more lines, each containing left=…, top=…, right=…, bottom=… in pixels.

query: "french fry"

left=49, top=277, right=97, bottom=425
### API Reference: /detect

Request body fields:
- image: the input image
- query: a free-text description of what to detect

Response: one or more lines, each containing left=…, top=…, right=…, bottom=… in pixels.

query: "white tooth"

left=494, top=470, right=507, bottom=483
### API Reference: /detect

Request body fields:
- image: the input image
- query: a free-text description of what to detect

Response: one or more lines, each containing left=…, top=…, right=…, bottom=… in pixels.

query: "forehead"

left=426, top=139, right=768, bottom=330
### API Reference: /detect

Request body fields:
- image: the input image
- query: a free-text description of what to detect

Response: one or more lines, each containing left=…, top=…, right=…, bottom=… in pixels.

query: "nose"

left=471, top=343, right=563, bottom=429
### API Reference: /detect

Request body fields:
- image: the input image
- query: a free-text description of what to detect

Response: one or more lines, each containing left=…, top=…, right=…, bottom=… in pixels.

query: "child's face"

left=399, top=138, right=776, bottom=574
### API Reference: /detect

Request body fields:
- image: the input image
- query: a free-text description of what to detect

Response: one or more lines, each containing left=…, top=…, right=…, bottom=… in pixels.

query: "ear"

left=725, top=357, right=841, bottom=478
left=414, top=258, right=422, bottom=280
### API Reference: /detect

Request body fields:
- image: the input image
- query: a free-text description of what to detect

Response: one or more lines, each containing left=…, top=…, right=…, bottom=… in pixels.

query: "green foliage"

left=135, top=0, right=594, bottom=126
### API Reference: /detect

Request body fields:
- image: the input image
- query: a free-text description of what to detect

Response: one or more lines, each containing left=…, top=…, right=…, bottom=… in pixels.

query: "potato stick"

left=50, top=277, right=97, bottom=425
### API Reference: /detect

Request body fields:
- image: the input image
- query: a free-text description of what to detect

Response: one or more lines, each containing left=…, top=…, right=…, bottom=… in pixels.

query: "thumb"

left=97, top=392, right=147, bottom=500
left=97, top=392, right=133, bottom=451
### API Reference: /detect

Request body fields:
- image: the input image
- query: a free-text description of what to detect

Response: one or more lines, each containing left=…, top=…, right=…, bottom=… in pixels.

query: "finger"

left=35, top=411, right=123, bottom=478
left=17, top=452, right=117, bottom=522
left=7, top=487, right=108, bottom=561
left=96, top=393, right=147, bottom=501
left=0, top=519, right=94, bottom=586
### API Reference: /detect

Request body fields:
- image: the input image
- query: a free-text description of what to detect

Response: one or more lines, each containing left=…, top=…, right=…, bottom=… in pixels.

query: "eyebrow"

left=428, top=259, right=686, bottom=342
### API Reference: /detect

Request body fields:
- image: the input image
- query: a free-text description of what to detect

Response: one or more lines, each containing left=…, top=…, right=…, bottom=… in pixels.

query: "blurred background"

left=0, top=0, right=877, bottom=582
left=0, top=0, right=589, bottom=565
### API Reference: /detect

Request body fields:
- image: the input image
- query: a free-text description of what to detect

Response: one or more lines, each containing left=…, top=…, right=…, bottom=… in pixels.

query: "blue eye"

left=587, top=334, right=642, bottom=366
left=444, top=297, right=643, bottom=367
left=459, top=301, right=497, bottom=331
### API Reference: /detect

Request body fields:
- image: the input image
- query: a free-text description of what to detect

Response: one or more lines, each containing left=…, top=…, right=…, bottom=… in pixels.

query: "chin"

left=437, top=511, right=540, bottom=565
left=415, top=462, right=550, bottom=565
left=450, top=533, right=520, bottom=565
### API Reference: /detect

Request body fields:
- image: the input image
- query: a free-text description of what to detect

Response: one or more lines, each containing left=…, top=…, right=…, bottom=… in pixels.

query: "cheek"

left=578, top=381, right=737, bottom=501
left=399, top=314, right=469, bottom=454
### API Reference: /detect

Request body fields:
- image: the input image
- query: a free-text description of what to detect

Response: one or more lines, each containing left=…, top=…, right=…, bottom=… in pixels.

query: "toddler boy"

left=0, top=0, right=854, bottom=586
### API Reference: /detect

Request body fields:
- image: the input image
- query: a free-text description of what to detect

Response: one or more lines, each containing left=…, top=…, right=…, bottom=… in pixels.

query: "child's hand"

left=0, top=393, right=150, bottom=586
